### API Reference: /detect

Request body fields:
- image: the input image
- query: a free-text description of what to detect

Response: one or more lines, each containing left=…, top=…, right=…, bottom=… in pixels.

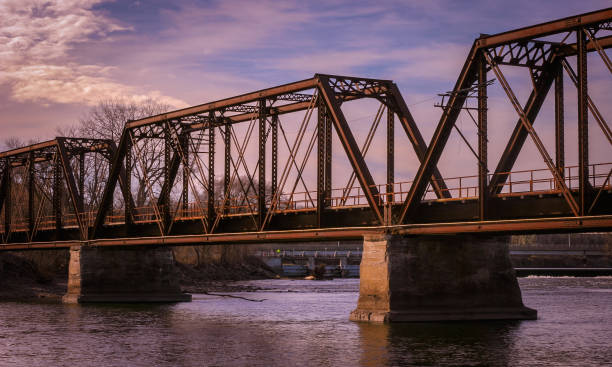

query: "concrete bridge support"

left=63, top=245, right=191, bottom=303
left=350, top=233, right=536, bottom=322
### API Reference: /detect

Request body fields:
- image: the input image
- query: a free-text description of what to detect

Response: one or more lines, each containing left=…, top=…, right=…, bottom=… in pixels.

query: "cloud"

left=0, top=0, right=187, bottom=108
left=6, top=64, right=187, bottom=107
left=0, top=0, right=126, bottom=64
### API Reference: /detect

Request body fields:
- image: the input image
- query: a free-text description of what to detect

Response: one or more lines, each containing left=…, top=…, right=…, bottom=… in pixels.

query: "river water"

left=0, top=277, right=610, bottom=367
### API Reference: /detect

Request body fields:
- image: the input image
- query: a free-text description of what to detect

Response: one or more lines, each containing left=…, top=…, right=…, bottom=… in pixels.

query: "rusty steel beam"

left=53, top=155, right=62, bottom=236
left=127, top=78, right=318, bottom=129
left=0, top=140, right=57, bottom=159
left=555, top=61, right=565, bottom=185
left=476, top=8, right=612, bottom=49
left=484, top=52, right=580, bottom=217
left=1, top=215, right=611, bottom=251
left=27, top=152, right=34, bottom=236
left=78, top=152, right=85, bottom=213
left=190, top=91, right=378, bottom=129
left=124, top=138, right=133, bottom=227
left=561, top=59, right=612, bottom=145
left=317, top=98, right=326, bottom=227
left=92, top=132, right=129, bottom=238
left=387, top=83, right=451, bottom=199
left=577, top=29, right=591, bottom=216
left=318, top=75, right=384, bottom=225
left=208, top=116, right=216, bottom=231
left=258, top=99, right=267, bottom=230
left=129, top=74, right=391, bottom=131
left=478, top=52, right=488, bottom=221
left=223, top=123, right=231, bottom=212
left=57, top=138, right=87, bottom=239
left=2, top=159, right=10, bottom=240
left=181, top=134, right=189, bottom=213
left=324, top=103, right=332, bottom=205
left=386, top=105, right=394, bottom=224
left=109, top=141, right=137, bottom=225
left=489, top=61, right=557, bottom=194
left=558, top=35, right=612, bottom=57
left=0, top=162, right=8, bottom=224
left=271, top=115, right=278, bottom=198
left=399, top=42, right=480, bottom=224
left=160, top=126, right=174, bottom=233
left=392, top=215, right=612, bottom=236
left=0, top=138, right=111, bottom=159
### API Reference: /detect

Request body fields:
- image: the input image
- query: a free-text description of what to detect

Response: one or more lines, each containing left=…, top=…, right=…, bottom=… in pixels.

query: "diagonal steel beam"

left=56, top=138, right=87, bottom=239
left=561, top=59, right=612, bottom=145
left=387, top=83, right=451, bottom=199
left=317, top=75, right=384, bottom=224
left=109, top=141, right=136, bottom=224
left=484, top=51, right=580, bottom=217
left=489, top=60, right=557, bottom=194
left=398, top=43, right=480, bottom=224
left=92, top=131, right=129, bottom=238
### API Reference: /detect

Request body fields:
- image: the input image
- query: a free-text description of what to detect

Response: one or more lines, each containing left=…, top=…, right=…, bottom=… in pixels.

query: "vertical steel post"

left=555, top=60, right=565, bottom=188
left=78, top=152, right=85, bottom=213
left=4, top=159, right=10, bottom=237
left=224, top=122, right=231, bottom=214
left=125, top=138, right=133, bottom=226
left=317, top=99, right=326, bottom=227
left=324, top=103, right=332, bottom=207
left=57, top=138, right=87, bottom=239
left=208, top=114, right=216, bottom=229
left=108, top=150, right=114, bottom=220
left=271, top=114, right=278, bottom=198
left=163, top=125, right=171, bottom=230
left=258, top=99, right=266, bottom=229
left=181, top=133, right=189, bottom=214
left=577, top=29, right=590, bottom=216
left=53, top=153, right=62, bottom=235
left=386, top=106, right=394, bottom=224
left=28, top=152, right=34, bottom=235
left=478, top=52, right=488, bottom=220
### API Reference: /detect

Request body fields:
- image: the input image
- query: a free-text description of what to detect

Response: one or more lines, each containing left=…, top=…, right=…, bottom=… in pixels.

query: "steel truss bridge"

left=1, top=9, right=611, bottom=250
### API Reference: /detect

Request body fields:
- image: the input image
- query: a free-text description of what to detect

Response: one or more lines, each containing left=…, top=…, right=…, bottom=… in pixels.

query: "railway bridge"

left=1, top=9, right=611, bottom=322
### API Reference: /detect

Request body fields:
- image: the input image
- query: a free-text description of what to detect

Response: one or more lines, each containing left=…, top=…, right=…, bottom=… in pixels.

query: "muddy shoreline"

left=0, top=252, right=276, bottom=302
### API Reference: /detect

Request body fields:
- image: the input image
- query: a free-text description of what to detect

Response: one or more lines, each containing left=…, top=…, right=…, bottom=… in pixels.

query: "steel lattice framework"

left=1, top=8, right=611, bottom=249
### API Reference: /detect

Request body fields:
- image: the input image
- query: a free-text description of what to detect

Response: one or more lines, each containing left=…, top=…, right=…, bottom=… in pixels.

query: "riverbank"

left=0, top=252, right=276, bottom=302
left=0, top=252, right=66, bottom=302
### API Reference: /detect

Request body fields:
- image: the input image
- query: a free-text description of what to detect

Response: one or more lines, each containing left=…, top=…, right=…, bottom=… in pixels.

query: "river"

left=0, top=277, right=610, bottom=366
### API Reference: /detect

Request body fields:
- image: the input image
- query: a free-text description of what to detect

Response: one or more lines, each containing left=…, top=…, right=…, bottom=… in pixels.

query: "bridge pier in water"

left=350, top=233, right=536, bottom=322
left=63, top=245, right=191, bottom=303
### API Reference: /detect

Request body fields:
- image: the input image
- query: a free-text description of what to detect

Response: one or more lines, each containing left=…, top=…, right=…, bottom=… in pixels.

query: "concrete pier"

left=63, top=245, right=191, bottom=303
left=350, top=234, right=536, bottom=322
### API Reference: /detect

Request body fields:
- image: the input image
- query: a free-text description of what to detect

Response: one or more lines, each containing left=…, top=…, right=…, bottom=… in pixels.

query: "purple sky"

left=1, top=0, right=610, bottom=184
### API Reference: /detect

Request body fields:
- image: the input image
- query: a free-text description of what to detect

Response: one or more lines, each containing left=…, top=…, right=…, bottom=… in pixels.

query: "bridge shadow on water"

left=357, top=320, right=523, bottom=367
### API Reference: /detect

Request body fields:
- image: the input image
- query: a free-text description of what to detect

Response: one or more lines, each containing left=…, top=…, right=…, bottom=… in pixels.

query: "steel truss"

left=86, top=72, right=452, bottom=240
left=399, top=7, right=612, bottom=224
left=1, top=8, right=611, bottom=247
left=0, top=138, right=115, bottom=242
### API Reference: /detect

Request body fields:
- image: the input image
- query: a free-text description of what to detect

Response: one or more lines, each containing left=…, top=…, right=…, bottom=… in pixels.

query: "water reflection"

left=358, top=320, right=523, bottom=366
left=0, top=278, right=610, bottom=367
left=358, top=323, right=390, bottom=366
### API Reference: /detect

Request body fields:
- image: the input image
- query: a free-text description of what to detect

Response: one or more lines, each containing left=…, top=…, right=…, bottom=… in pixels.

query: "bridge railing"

left=2, top=162, right=610, bottom=232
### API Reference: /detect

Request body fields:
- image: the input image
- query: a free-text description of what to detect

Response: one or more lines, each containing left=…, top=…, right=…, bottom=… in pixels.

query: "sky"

left=0, top=0, right=610, bottom=187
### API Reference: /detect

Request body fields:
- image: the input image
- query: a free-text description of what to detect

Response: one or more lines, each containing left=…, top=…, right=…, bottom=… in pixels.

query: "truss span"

left=1, top=8, right=611, bottom=249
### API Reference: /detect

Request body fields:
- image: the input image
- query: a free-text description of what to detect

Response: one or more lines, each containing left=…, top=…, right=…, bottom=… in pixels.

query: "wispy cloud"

left=0, top=0, right=187, bottom=107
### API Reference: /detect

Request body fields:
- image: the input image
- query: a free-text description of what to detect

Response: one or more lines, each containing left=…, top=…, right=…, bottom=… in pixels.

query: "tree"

left=60, top=98, right=172, bottom=208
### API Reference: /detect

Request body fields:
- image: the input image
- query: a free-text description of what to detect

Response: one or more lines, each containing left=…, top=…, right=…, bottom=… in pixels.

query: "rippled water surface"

left=1, top=277, right=611, bottom=366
